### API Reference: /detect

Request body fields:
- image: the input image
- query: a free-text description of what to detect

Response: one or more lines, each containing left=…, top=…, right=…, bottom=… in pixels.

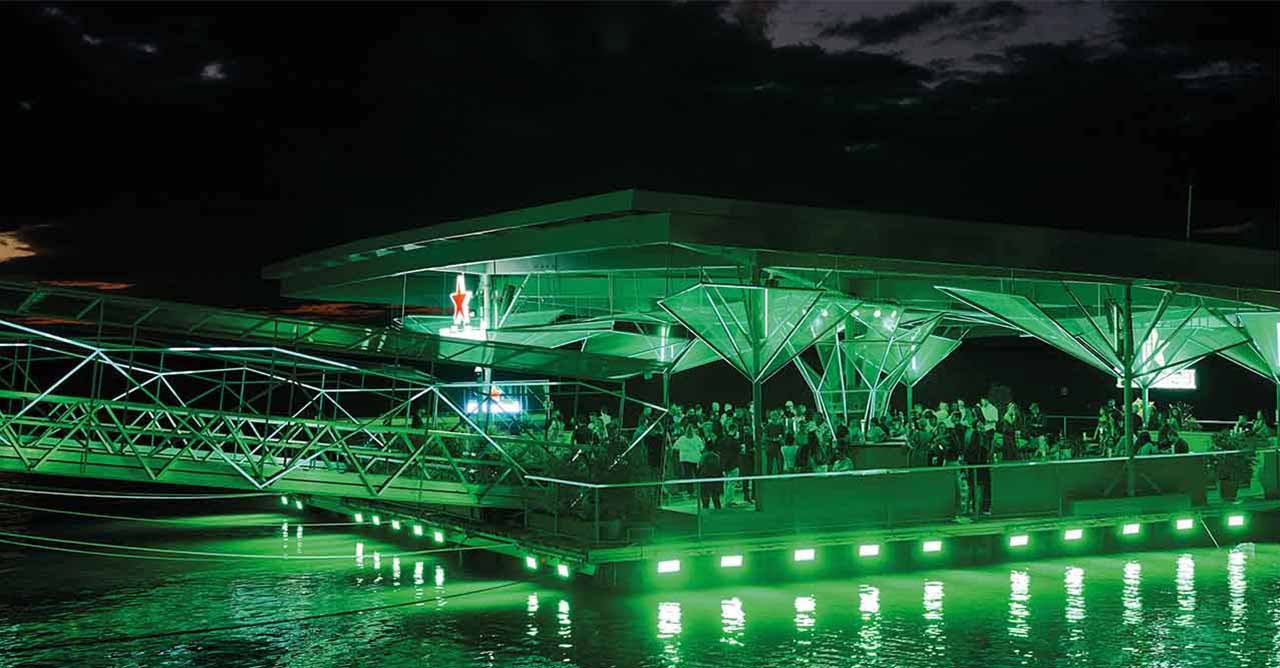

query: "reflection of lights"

left=658, top=601, right=683, bottom=638
left=558, top=599, right=572, bottom=647
left=720, top=597, right=745, bottom=645
left=527, top=593, right=539, bottom=613
left=392, top=557, right=401, bottom=582
left=1123, top=561, right=1142, bottom=625
left=414, top=561, right=425, bottom=586
left=1009, top=570, right=1030, bottom=638
left=923, top=581, right=943, bottom=619
left=434, top=565, right=445, bottom=588
left=859, top=586, right=880, bottom=615
left=1065, top=567, right=1085, bottom=623
left=355, top=541, right=364, bottom=564
left=795, top=596, right=816, bottom=630
left=1176, top=554, right=1195, bottom=625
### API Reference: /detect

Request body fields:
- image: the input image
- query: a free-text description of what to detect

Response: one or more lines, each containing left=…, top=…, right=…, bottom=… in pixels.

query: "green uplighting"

left=433, top=529, right=445, bottom=543
left=657, top=559, right=681, bottom=574
left=371, top=515, right=381, bottom=526
left=556, top=563, right=570, bottom=579
left=858, top=544, right=880, bottom=558
left=524, top=555, right=538, bottom=571
left=280, top=495, right=289, bottom=506
left=294, top=499, right=303, bottom=510
left=1175, top=518, right=1194, bottom=531
left=922, top=540, right=943, bottom=553
left=1121, top=523, right=1141, bottom=535
left=391, top=519, right=401, bottom=531
left=794, top=548, right=816, bottom=562
left=354, top=512, right=364, bottom=524
left=412, top=525, right=423, bottom=537
left=720, top=554, right=744, bottom=568
left=1226, top=514, right=1245, bottom=527
left=1064, top=528, right=1083, bottom=541
left=1009, top=534, right=1029, bottom=548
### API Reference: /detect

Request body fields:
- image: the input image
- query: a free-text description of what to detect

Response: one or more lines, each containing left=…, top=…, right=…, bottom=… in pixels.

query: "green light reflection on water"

left=794, top=595, right=816, bottom=630
left=1063, top=567, right=1086, bottom=663
left=559, top=598, right=573, bottom=649
left=858, top=585, right=881, bottom=663
left=1228, top=548, right=1247, bottom=665
left=1122, top=561, right=1142, bottom=627
left=1176, top=554, right=1195, bottom=627
left=923, top=580, right=944, bottom=659
left=414, top=560, right=424, bottom=587
left=657, top=601, right=680, bottom=665
left=1008, top=570, right=1030, bottom=639
left=720, top=597, right=744, bottom=646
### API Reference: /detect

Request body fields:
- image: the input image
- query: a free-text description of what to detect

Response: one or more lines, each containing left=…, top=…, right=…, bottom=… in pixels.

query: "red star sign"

left=450, top=274, right=472, bottom=328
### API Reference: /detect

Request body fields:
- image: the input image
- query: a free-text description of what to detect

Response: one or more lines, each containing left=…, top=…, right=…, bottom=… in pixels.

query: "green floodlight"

left=858, top=544, right=881, bottom=558
left=1121, top=523, right=1141, bottom=535
left=1175, top=518, right=1195, bottom=531
left=412, top=525, right=423, bottom=537
left=524, top=555, right=538, bottom=571
left=1009, top=534, right=1029, bottom=548
left=720, top=554, right=744, bottom=568
left=922, top=540, right=943, bottom=553
left=280, top=495, right=289, bottom=506
left=657, top=559, right=681, bottom=574
left=391, top=519, right=401, bottom=531
left=354, top=512, right=364, bottom=524
left=556, top=563, right=571, bottom=579
left=1064, top=528, right=1084, bottom=541
left=433, top=529, right=445, bottom=544
left=371, top=515, right=381, bottom=526
left=1226, top=514, right=1245, bottom=528
left=294, top=500, right=303, bottom=510
left=794, top=548, right=816, bottom=562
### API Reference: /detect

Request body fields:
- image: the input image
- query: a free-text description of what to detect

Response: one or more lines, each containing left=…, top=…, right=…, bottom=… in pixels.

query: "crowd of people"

left=456, top=390, right=1272, bottom=514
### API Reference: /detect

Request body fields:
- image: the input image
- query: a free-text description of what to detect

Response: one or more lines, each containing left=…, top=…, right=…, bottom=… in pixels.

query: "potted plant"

left=1210, top=431, right=1261, bottom=501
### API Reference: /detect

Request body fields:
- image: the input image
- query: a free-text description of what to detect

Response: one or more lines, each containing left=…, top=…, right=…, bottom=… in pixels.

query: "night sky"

left=2, top=2, right=1276, bottom=309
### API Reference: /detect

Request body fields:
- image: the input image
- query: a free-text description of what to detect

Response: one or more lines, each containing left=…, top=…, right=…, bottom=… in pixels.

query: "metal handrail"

left=525, top=445, right=1280, bottom=490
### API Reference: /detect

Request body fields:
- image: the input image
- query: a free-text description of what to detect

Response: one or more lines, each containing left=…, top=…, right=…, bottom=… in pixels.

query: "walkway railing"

left=525, top=446, right=1280, bottom=544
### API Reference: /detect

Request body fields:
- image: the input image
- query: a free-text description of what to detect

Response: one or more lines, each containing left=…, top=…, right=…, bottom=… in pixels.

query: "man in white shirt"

left=674, top=426, right=705, bottom=480
left=980, top=398, right=999, bottom=433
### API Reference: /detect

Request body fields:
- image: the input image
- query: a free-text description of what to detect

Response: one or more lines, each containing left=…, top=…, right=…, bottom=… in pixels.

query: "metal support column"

left=1123, top=283, right=1136, bottom=497
left=906, top=383, right=913, bottom=417
left=752, top=379, right=763, bottom=511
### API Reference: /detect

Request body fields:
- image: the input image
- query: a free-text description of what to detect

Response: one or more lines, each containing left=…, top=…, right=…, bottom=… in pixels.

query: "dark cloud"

left=820, top=2, right=956, bottom=45
left=935, top=1, right=1031, bottom=44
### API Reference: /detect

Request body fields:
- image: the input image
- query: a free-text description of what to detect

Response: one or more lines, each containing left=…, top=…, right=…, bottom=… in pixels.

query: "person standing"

left=764, top=410, right=785, bottom=474
left=717, top=422, right=742, bottom=506
left=674, top=425, right=705, bottom=481
left=697, top=446, right=724, bottom=510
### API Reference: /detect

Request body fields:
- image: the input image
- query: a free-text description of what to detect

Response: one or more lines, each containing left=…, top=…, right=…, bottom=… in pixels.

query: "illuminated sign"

left=1116, top=368, right=1196, bottom=390
left=440, top=274, right=484, bottom=340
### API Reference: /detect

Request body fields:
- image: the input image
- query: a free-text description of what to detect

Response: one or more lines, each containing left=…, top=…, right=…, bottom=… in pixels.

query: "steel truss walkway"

left=0, top=309, right=659, bottom=509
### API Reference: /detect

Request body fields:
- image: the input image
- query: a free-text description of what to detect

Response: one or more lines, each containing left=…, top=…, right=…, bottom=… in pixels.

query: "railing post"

left=593, top=487, right=600, bottom=543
